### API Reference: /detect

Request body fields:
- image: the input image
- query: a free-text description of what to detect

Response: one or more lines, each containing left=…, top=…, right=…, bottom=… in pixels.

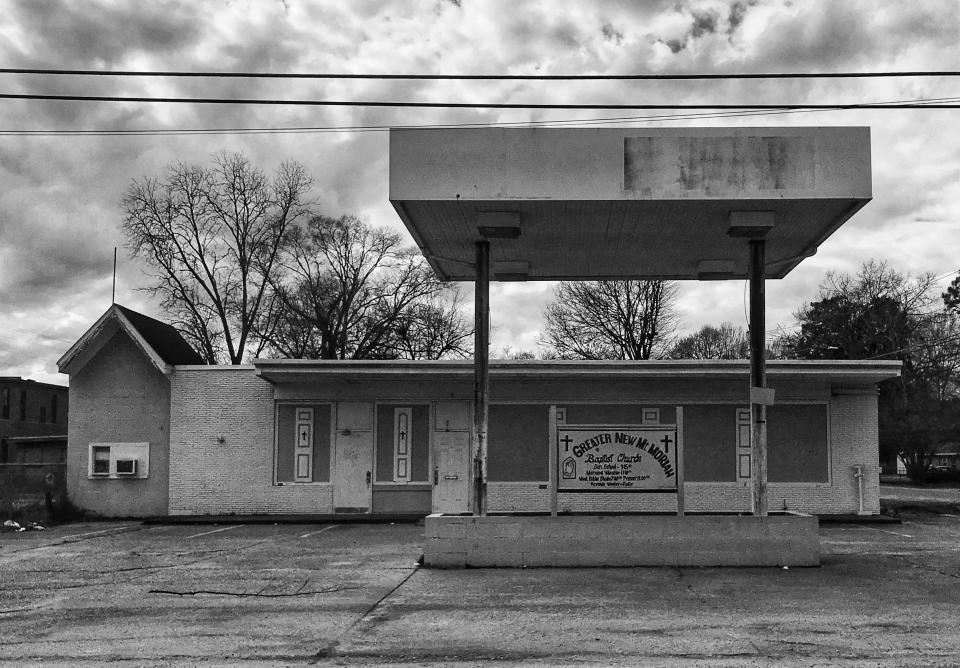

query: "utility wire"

left=4, top=92, right=960, bottom=109
left=1, top=94, right=956, bottom=137
left=3, top=68, right=960, bottom=80
left=0, top=106, right=823, bottom=136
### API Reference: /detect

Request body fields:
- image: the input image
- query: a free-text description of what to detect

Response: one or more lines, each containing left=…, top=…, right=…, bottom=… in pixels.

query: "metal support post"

left=749, top=239, right=768, bottom=517
left=473, top=240, right=490, bottom=516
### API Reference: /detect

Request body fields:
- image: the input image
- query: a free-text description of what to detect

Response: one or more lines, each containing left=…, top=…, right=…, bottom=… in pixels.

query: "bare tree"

left=391, top=291, right=472, bottom=360
left=541, top=280, right=679, bottom=360
left=669, top=322, right=749, bottom=359
left=261, top=215, right=470, bottom=360
left=122, top=152, right=312, bottom=363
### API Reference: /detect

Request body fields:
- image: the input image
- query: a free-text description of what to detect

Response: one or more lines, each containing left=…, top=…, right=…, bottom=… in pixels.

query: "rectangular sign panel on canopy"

left=558, top=425, right=678, bottom=492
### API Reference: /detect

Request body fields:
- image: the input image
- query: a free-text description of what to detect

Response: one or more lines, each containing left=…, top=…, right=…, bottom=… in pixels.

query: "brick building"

left=0, top=376, right=69, bottom=464
left=59, top=304, right=900, bottom=519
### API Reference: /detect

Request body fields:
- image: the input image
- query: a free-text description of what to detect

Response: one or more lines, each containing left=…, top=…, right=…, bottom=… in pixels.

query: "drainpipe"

left=853, top=466, right=867, bottom=515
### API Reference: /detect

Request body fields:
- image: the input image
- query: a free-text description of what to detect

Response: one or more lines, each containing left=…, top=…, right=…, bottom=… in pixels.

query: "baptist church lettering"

left=558, top=426, right=678, bottom=492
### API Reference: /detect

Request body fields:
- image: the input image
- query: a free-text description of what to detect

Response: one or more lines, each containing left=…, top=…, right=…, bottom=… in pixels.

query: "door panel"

left=334, top=431, right=372, bottom=511
left=432, top=431, right=470, bottom=514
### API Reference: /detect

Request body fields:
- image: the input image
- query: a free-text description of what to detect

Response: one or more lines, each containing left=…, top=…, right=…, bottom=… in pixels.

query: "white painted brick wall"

left=167, top=366, right=880, bottom=516
left=168, top=366, right=334, bottom=515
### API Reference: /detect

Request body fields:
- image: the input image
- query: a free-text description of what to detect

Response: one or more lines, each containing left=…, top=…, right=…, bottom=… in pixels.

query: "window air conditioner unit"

left=115, top=458, right=138, bottom=476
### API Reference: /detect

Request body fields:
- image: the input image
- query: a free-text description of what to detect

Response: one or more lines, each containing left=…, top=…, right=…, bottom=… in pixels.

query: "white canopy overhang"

left=389, top=126, right=871, bottom=281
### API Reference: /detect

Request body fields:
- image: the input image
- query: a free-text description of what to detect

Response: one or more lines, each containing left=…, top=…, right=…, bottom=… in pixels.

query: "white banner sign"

left=557, top=426, right=677, bottom=492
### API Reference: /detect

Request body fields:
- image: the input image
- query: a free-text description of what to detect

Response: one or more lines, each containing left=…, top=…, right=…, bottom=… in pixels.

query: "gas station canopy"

left=389, top=127, right=871, bottom=281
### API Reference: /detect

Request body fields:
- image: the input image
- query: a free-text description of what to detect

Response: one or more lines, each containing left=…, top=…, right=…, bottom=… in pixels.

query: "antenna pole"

left=112, top=247, right=117, bottom=304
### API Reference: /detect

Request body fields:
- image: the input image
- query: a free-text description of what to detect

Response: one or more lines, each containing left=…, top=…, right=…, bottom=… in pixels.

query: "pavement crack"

left=148, top=585, right=360, bottom=597
left=314, top=562, right=421, bottom=663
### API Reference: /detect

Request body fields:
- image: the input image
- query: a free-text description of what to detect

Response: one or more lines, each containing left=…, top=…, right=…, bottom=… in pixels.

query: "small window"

left=51, top=394, right=58, bottom=424
left=92, top=446, right=111, bottom=475
left=39, top=406, right=47, bottom=423
left=19, top=390, right=26, bottom=421
left=1, top=387, right=9, bottom=419
left=88, top=442, right=149, bottom=479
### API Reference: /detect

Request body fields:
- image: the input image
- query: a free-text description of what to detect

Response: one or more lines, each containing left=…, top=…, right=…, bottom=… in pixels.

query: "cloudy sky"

left=1, top=0, right=959, bottom=384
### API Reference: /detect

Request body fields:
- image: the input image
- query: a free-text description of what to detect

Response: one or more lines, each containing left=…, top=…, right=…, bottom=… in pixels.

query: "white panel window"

left=87, top=442, right=150, bottom=479
left=295, top=408, right=314, bottom=482
left=642, top=408, right=661, bottom=425
left=736, top=407, right=751, bottom=481
left=394, top=408, right=412, bottom=482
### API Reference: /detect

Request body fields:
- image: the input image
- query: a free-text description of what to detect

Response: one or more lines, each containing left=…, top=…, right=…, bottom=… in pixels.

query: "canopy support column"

left=473, top=239, right=490, bottom=516
left=749, top=238, right=769, bottom=517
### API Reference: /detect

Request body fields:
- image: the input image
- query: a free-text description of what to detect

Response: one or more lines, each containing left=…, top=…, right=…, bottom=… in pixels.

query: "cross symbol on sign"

left=301, top=429, right=308, bottom=441
left=399, top=431, right=406, bottom=441
left=661, top=434, right=672, bottom=453
left=560, top=435, right=573, bottom=451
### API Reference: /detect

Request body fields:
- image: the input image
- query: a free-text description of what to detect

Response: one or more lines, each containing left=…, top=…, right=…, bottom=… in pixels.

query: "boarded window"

left=682, top=405, right=737, bottom=482
left=563, top=404, right=676, bottom=426
left=768, top=404, right=829, bottom=482
left=487, top=405, right=549, bottom=482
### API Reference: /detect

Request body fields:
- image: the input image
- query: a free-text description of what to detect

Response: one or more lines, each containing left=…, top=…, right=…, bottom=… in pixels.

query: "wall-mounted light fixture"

left=696, top=259, right=737, bottom=280
left=727, top=211, right=775, bottom=239
left=477, top=211, right=521, bottom=239
left=494, top=260, right=530, bottom=280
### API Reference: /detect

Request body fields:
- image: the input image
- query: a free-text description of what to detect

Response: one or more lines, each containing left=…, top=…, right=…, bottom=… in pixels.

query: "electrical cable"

left=2, top=96, right=958, bottom=137
left=4, top=92, right=960, bottom=109
left=3, top=68, right=960, bottom=80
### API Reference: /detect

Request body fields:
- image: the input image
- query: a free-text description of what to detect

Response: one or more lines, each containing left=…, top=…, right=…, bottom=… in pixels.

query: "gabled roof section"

left=57, top=304, right=204, bottom=376
left=112, top=305, right=205, bottom=366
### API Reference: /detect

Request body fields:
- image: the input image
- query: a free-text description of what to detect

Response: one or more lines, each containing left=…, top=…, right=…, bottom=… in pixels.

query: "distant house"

left=931, top=443, right=960, bottom=471
left=0, top=376, right=69, bottom=464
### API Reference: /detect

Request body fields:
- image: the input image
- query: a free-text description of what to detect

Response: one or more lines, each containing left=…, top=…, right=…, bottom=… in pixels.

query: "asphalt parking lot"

left=1, top=511, right=959, bottom=667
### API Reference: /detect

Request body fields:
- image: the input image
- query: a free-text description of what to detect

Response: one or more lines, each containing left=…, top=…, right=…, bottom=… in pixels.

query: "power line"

left=0, top=106, right=836, bottom=136
left=3, top=68, right=960, bottom=80
left=0, top=107, right=837, bottom=136
left=4, top=92, right=960, bottom=109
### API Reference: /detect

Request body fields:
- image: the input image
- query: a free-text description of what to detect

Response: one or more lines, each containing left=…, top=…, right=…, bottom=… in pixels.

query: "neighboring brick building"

left=59, top=304, right=901, bottom=519
left=0, top=376, right=69, bottom=464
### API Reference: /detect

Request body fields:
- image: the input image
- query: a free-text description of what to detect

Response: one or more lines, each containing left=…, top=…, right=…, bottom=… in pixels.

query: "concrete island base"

left=424, top=513, right=820, bottom=568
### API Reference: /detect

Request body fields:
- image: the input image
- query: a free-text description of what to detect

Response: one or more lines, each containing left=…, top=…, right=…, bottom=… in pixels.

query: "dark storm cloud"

left=726, top=1, right=754, bottom=34
left=601, top=23, right=624, bottom=44
left=8, top=1, right=203, bottom=66
left=749, top=3, right=959, bottom=71
left=689, top=10, right=718, bottom=38
left=657, top=6, right=720, bottom=53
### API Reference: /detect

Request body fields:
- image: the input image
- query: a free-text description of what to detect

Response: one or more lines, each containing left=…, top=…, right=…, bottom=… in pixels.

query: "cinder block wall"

left=168, top=367, right=334, bottom=515
left=67, top=333, right=170, bottom=517
left=424, top=514, right=820, bottom=567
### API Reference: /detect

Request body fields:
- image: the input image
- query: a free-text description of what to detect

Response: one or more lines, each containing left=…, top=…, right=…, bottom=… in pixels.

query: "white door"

left=334, top=403, right=373, bottom=511
left=334, top=432, right=372, bottom=510
left=433, top=431, right=470, bottom=514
